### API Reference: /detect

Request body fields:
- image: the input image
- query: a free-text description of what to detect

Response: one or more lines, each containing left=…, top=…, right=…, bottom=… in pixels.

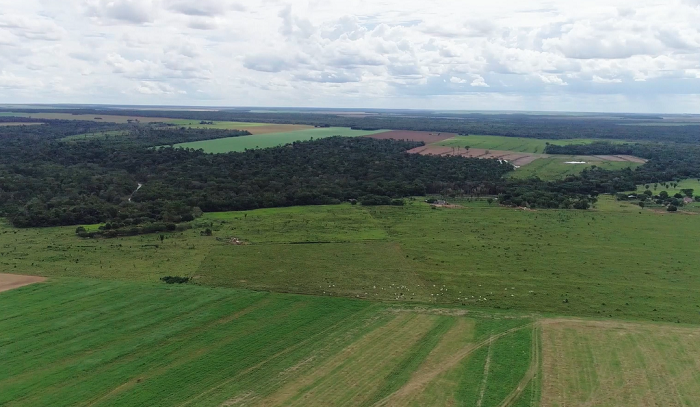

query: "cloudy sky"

left=1, top=0, right=700, bottom=112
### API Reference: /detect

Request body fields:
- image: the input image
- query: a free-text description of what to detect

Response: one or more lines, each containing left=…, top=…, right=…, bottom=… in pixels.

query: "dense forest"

left=0, top=133, right=511, bottom=228
left=1, top=112, right=699, bottom=232
left=4, top=108, right=699, bottom=143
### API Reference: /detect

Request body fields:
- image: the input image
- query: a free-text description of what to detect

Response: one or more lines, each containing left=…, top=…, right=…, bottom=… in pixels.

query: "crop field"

left=174, top=127, right=389, bottom=153
left=508, top=157, right=643, bottom=180
left=435, top=135, right=609, bottom=154
left=0, top=278, right=535, bottom=407
left=2, top=196, right=700, bottom=324
left=540, top=318, right=700, bottom=406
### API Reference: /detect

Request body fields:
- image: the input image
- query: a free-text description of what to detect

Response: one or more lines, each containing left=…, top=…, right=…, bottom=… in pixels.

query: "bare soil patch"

left=368, top=130, right=456, bottom=144
left=407, top=146, right=548, bottom=166
left=407, top=147, right=646, bottom=169
left=0, top=273, right=45, bottom=292
left=245, top=124, right=314, bottom=135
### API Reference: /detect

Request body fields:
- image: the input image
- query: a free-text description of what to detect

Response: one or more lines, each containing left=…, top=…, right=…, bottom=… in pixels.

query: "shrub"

left=160, top=276, right=190, bottom=284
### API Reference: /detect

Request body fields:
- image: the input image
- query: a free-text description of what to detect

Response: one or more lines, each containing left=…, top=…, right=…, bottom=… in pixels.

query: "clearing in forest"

left=540, top=318, right=700, bottom=406
left=435, top=135, right=617, bottom=154
left=366, top=130, right=455, bottom=144
left=174, top=127, right=389, bottom=153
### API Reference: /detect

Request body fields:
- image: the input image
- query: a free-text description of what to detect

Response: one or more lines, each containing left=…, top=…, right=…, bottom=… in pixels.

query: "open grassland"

left=635, top=178, right=700, bottom=195
left=508, top=157, right=643, bottom=180
left=435, top=135, right=611, bottom=154
left=540, top=318, right=700, bottom=406
left=2, top=196, right=700, bottom=324
left=174, top=127, right=389, bottom=153
left=0, top=278, right=534, bottom=407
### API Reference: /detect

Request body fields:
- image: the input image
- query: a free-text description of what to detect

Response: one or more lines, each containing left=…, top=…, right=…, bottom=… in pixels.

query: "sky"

left=1, top=0, right=700, bottom=113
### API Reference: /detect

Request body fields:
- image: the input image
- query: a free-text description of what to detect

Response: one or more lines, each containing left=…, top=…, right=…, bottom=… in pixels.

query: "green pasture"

left=0, top=278, right=533, bottom=406
left=174, top=127, right=389, bottom=153
left=635, top=178, right=700, bottom=195
left=167, top=119, right=269, bottom=129
left=508, top=157, right=642, bottom=180
left=2, top=196, right=700, bottom=324
left=436, top=135, right=615, bottom=153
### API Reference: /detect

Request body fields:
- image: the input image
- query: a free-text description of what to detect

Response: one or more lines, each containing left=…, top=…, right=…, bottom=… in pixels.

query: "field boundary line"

left=476, top=335, right=494, bottom=407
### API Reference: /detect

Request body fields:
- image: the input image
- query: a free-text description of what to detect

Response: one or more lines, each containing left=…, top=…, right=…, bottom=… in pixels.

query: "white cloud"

left=0, top=0, right=698, bottom=112
left=86, top=0, right=158, bottom=24
left=471, top=76, right=489, bottom=87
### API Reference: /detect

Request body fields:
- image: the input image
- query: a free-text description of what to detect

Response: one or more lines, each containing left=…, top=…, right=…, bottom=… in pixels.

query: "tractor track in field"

left=176, top=306, right=383, bottom=407
left=372, top=323, right=533, bottom=407
left=497, top=323, right=541, bottom=407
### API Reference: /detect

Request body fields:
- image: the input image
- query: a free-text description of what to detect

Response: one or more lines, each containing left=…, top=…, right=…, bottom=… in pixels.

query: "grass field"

left=168, top=119, right=270, bottom=128
left=541, top=318, right=700, bottom=406
left=174, top=127, right=389, bottom=153
left=508, top=157, right=643, bottom=180
left=635, top=178, right=700, bottom=195
left=0, top=278, right=534, bottom=406
left=435, top=135, right=611, bottom=154
left=2, top=196, right=699, bottom=324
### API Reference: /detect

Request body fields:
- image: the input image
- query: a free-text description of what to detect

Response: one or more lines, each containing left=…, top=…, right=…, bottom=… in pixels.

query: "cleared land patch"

left=408, top=142, right=645, bottom=180
left=3, top=198, right=700, bottom=324
left=541, top=318, right=700, bottom=406
left=174, top=127, right=389, bottom=153
left=366, top=130, right=454, bottom=144
left=0, top=273, right=45, bottom=292
left=0, top=278, right=534, bottom=407
left=435, top=135, right=616, bottom=154
left=166, top=120, right=313, bottom=134
left=507, top=156, right=644, bottom=180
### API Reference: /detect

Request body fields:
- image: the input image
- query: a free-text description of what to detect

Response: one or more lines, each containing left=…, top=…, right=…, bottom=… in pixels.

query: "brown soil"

left=367, top=130, right=457, bottom=144
left=0, top=273, right=46, bottom=293
left=244, top=124, right=314, bottom=135
left=407, top=146, right=548, bottom=166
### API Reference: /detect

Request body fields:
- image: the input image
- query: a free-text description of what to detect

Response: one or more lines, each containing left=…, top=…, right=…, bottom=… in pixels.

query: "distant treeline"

left=3, top=108, right=699, bottom=143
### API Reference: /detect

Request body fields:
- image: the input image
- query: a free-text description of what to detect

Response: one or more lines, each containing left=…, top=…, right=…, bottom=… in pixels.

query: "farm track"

left=373, top=323, right=533, bottom=406
left=498, top=323, right=541, bottom=407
